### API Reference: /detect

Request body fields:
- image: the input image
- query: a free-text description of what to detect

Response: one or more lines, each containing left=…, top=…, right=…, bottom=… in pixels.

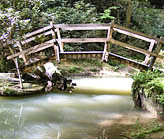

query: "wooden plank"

left=110, top=39, right=163, bottom=59
left=143, top=40, right=155, bottom=65
left=149, top=37, right=163, bottom=70
left=155, top=37, right=163, bottom=54
left=56, top=28, right=64, bottom=52
left=17, top=41, right=27, bottom=64
left=56, top=46, right=60, bottom=63
left=50, top=22, right=60, bottom=63
left=108, top=52, right=149, bottom=70
left=102, top=21, right=114, bottom=61
left=7, top=39, right=56, bottom=60
left=25, top=39, right=56, bottom=55
left=102, top=27, right=111, bottom=61
left=54, top=24, right=110, bottom=30
left=24, top=25, right=52, bottom=38
left=14, top=58, right=23, bottom=89
left=29, top=43, right=54, bottom=54
left=148, top=37, right=163, bottom=69
left=114, top=24, right=164, bottom=44
left=113, top=28, right=156, bottom=43
left=22, top=31, right=52, bottom=45
left=60, top=51, right=103, bottom=54
left=61, top=38, right=108, bottom=43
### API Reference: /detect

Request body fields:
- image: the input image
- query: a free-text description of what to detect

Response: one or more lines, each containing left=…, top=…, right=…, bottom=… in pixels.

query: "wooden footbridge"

left=7, top=21, right=164, bottom=73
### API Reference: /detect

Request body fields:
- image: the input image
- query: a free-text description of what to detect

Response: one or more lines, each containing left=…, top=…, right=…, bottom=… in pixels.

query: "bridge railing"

left=7, top=21, right=164, bottom=69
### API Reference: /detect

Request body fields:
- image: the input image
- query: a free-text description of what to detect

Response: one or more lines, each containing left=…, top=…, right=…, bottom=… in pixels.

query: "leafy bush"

left=0, top=56, right=15, bottom=72
left=132, top=3, right=164, bottom=36
left=132, top=70, right=164, bottom=105
left=99, top=6, right=119, bottom=23
left=132, top=70, right=163, bottom=85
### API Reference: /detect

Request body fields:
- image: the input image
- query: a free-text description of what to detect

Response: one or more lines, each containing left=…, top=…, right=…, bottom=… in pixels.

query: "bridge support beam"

left=14, top=58, right=23, bottom=89
left=50, top=22, right=60, bottom=63
left=102, top=21, right=114, bottom=62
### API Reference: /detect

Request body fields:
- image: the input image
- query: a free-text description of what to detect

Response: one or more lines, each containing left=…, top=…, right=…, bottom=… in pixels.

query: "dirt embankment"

left=57, top=59, right=139, bottom=77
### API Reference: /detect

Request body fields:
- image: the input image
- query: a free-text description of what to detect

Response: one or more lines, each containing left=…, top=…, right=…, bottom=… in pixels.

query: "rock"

left=22, top=62, right=75, bottom=92
left=0, top=82, right=44, bottom=96
left=0, top=62, right=75, bottom=96
left=0, top=73, right=15, bottom=78
left=44, top=62, right=61, bottom=80
left=45, top=81, right=53, bottom=92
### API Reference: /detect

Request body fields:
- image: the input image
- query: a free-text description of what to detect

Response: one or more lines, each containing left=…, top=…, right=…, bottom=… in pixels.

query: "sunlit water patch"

left=73, top=77, right=133, bottom=95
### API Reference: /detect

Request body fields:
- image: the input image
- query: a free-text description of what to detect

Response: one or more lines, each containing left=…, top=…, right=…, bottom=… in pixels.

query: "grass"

left=57, top=59, right=104, bottom=75
left=129, top=121, right=164, bottom=139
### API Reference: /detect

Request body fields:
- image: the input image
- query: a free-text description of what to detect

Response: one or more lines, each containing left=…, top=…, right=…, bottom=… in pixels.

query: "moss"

left=4, top=88, right=17, bottom=95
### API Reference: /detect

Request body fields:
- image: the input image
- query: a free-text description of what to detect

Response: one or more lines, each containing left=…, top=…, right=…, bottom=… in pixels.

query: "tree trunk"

left=126, top=0, right=132, bottom=27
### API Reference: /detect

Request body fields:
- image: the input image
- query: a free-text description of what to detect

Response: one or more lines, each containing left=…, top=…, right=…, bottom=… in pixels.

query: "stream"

left=0, top=77, right=154, bottom=139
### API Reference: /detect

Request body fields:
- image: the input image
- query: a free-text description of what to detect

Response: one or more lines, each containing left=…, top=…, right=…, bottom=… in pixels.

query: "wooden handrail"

left=110, top=39, right=163, bottom=58
left=7, top=39, right=56, bottom=60
left=7, top=22, right=164, bottom=70
left=114, top=24, right=164, bottom=44
left=24, top=25, right=53, bottom=39
left=54, top=24, right=110, bottom=30
left=61, top=38, right=108, bottom=43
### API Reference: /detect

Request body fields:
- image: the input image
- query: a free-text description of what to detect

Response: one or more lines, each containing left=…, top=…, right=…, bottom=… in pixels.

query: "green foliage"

left=99, top=6, right=119, bottom=23
left=49, top=0, right=97, bottom=24
left=0, top=56, right=15, bottom=72
left=130, top=121, right=164, bottom=139
left=132, top=2, right=164, bottom=36
left=0, top=0, right=45, bottom=39
left=58, top=59, right=102, bottom=75
left=0, top=0, right=164, bottom=64
left=132, top=70, right=163, bottom=85
left=132, top=70, right=164, bottom=105
left=144, top=78, right=164, bottom=95
left=108, top=60, right=126, bottom=71
left=72, top=59, right=102, bottom=67
left=157, top=94, right=164, bottom=106
left=68, top=66, right=83, bottom=73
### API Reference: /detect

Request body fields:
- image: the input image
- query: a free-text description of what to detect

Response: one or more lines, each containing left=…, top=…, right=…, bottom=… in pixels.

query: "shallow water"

left=0, top=77, right=151, bottom=139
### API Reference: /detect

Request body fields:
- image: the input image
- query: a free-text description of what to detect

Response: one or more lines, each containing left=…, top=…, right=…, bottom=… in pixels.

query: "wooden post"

left=126, top=0, right=132, bottom=27
left=14, top=58, right=23, bottom=89
left=56, top=28, right=64, bottom=52
left=102, top=21, right=114, bottom=61
left=56, top=46, right=60, bottom=63
left=143, top=40, right=155, bottom=65
left=148, top=37, right=163, bottom=70
left=17, top=41, right=28, bottom=65
left=148, top=56, right=156, bottom=70
left=50, top=22, right=60, bottom=63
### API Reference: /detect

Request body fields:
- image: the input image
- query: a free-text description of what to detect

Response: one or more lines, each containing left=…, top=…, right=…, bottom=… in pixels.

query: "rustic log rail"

left=7, top=21, right=164, bottom=71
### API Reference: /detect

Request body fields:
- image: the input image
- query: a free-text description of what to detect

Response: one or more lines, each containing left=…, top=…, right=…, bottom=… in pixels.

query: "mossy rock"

left=0, top=82, right=44, bottom=96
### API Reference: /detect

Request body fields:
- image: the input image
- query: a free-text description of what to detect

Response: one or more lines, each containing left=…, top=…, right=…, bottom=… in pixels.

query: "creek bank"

left=132, top=71, right=164, bottom=119
left=0, top=62, right=75, bottom=96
